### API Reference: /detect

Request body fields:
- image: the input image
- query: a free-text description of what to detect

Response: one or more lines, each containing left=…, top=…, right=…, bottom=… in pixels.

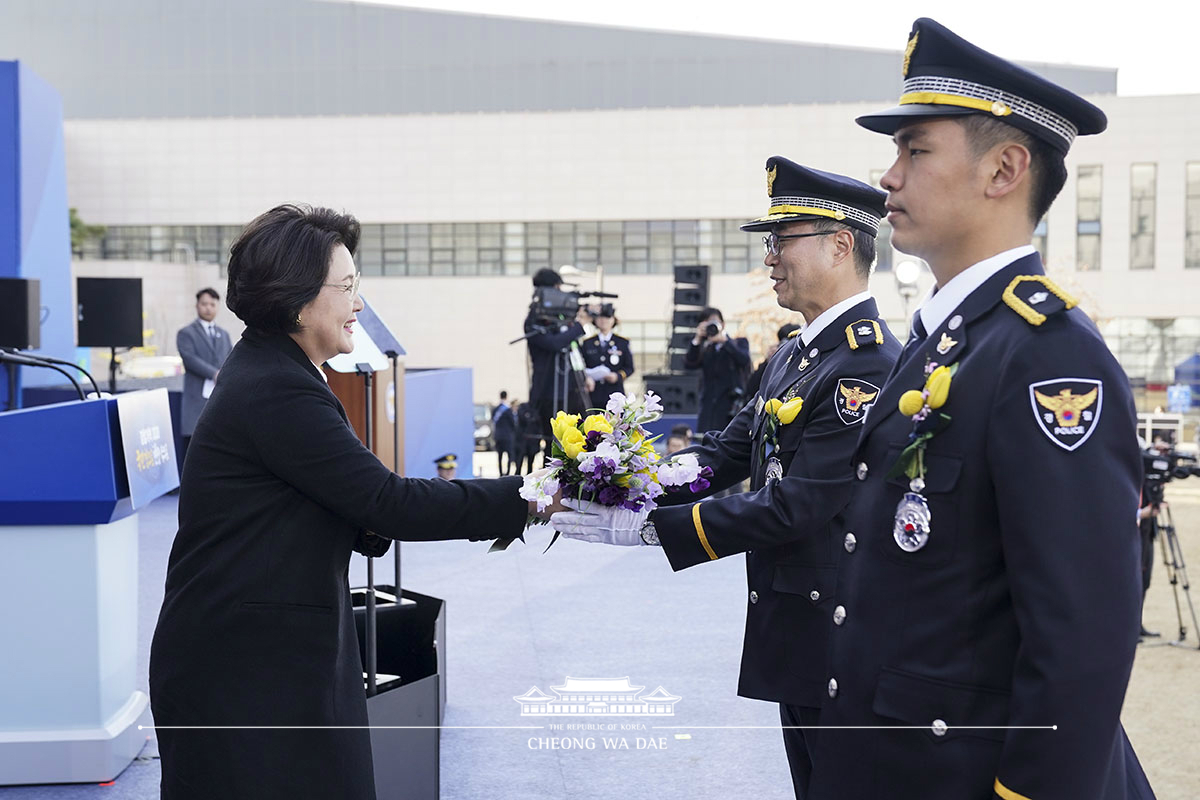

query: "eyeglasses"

left=323, top=273, right=361, bottom=298
left=762, top=231, right=835, bottom=256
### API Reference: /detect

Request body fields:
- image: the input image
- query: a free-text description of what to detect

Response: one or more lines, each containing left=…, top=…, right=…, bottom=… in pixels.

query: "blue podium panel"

left=0, top=398, right=130, bottom=524
left=0, top=389, right=178, bottom=525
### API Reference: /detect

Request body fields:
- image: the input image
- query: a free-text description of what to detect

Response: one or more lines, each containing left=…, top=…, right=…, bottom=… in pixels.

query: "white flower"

left=643, top=391, right=664, bottom=416
left=605, top=392, right=627, bottom=416
left=519, top=466, right=560, bottom=512
left=578, top=441, right=625, bottom=473
left=657, top=452, right=701, bottom=487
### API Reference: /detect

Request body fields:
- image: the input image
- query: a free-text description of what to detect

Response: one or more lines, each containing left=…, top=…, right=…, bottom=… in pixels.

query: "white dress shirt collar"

left=801, top=290, right=872, bottom=347
left=914, top=245, right=1035, bottom=335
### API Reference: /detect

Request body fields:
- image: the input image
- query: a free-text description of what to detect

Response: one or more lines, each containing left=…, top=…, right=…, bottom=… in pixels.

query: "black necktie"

left=895, top=313, right=928, bottom=370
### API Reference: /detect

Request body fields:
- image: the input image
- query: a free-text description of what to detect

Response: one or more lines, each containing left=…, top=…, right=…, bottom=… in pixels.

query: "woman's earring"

left=294, top=313, right=302, bottom=326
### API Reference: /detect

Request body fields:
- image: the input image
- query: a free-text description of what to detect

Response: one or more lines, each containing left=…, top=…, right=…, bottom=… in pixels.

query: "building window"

left=1187, top=163, right=1200, bottom=268
left=1130, top=164, right=1156, bottom=270
left=1032, top=219, right=1047, bottom=262
left=874, top=221, right=894, bottom=272
left=1076, top=165, right=1102, bottom=271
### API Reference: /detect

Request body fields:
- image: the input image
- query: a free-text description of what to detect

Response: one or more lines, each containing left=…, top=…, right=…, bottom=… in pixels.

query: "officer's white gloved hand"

left=551, top=498, right=650, bottom=546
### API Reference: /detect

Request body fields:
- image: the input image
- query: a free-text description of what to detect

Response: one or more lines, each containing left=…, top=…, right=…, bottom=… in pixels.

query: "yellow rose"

left=561, top=427, right=587, bottom=460
left=551, top=411, right=581, bottom=444
left=925, top=366, right=952, bottom=410
left=777, top=397, right=804, bottom=424
left=582, top=414, right=613, bottom=435
left=764, top=398, right=783, bottom=416
left=898, top=390, right=926, bottom=417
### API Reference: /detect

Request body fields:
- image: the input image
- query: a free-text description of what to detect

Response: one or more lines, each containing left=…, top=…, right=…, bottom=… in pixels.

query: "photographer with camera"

left=523, top=268, right=591, bottom=459
left=1139, top=434, right=1200, bottom=643
left=580, top=304, right=634, bottom=411
left=684, top=306, right=751, bottom=434
left=1137, top=437, right=1172, bottom=639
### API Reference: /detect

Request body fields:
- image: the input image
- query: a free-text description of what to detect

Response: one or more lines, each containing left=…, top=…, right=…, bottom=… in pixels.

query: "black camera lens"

left=704, top=322, right=719, bottom=337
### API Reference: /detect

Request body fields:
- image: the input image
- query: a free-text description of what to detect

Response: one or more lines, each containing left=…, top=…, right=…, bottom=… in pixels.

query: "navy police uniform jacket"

left=653, top=297, right=900, bottom=709
left=580, top=333, right=635, bottom=410
left=807, top=253, right=1152, bottom=800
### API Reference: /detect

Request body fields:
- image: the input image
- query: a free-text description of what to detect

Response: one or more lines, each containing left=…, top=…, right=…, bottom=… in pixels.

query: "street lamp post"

left=894, top=259, right=923, bottom=336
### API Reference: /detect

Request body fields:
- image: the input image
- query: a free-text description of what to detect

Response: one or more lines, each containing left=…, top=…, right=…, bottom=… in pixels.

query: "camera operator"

left=1137, top=437, right=1172, bottom=639
left=684, top=306, right=751, bottom=434
left=524, top=268, right=590, bottom=458
left=580, top=304, right=634, bottom=411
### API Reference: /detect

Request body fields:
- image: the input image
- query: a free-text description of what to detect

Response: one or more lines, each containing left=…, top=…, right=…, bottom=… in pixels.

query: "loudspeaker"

left=668, top=351, right=690, bottom=373
left=669, top=331, right=695, bottom=350
left=671, top=309, right=704, bottom=329
left=673, top=265, right=710, bottom=285
left=673, top=286, right=708, bottom=307
left=644, top=373, right=700, bottom=415
left=77, top=278, right=143, bottom=347
left=0, top=278, right=40, bottom=349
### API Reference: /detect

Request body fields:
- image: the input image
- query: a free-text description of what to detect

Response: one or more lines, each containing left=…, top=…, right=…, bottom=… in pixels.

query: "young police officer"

left=817, top=19, right=1152, bottom=800
left=556, top=158, right=899, bottom=799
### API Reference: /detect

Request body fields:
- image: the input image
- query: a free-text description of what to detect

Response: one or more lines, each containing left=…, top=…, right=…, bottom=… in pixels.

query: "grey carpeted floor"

left=0, top=494, right=794, bottom=800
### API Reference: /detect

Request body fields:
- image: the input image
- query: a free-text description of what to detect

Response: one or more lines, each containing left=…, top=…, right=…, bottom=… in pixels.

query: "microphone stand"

left=0, top=351, right=86, bottom=401
left=356, top=361, right=379, bottom=697
left=3, top=348, right=101, bottom=397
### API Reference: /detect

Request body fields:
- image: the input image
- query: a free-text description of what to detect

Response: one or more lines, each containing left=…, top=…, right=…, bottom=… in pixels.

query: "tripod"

left=1149, top=502, right=1200, bottom=650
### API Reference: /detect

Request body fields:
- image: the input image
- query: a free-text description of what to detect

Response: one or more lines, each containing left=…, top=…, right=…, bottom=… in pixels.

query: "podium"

left=326, top=299, right=441, bottom=800
left=0, top=390, right=177, bottom=785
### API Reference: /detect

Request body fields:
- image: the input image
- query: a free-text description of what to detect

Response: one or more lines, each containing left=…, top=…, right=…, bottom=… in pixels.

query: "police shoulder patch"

left=1003, top=275, right=1077, bottom=327
left=1029, top=378, right=1102, bottom=451
left=835, top=378, right=881, bottom=425
left=845, top=319, right=883, bottom=351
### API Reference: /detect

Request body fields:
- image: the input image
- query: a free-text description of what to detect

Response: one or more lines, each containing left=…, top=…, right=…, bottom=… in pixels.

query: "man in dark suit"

left=806, top=19, right=1150, bottom=800
left=685, top=306, right=751, bottom=434
left=176, top=287, right=232, bottom=467
left=556, top=158, right=899, bottom=799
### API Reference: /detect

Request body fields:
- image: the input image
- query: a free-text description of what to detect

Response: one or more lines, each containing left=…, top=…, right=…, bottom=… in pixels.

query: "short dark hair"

left=226, top=204, right=360, bottom=334
left=500, top=390, right=508, bottom=400
left=532, top=268, right=563, bottom=287
left=699, top=307, right=723, bottom=323
left=955, top=115, right=1067, bottom=224
left=807, top=218, right=877, bottom=280
left=196, top=287, right=220, bottom=302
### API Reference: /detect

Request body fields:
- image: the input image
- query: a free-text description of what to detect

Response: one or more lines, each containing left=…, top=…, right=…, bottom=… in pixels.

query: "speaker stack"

left=644, top=265, right=709, bottom=415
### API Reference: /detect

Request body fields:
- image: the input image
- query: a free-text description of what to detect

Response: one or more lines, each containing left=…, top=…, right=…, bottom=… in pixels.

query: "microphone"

left=1, top=348, right=101, bottom=397
left=0, top=351, right=86, bottom=401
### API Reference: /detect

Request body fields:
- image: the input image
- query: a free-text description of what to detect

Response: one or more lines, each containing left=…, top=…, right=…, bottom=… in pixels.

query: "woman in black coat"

left=149, top=205, right=555, bottom=799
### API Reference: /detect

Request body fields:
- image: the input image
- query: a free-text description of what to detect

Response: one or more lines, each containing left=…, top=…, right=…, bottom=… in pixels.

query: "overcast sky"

left=347, top=0, right=1200, bottom=96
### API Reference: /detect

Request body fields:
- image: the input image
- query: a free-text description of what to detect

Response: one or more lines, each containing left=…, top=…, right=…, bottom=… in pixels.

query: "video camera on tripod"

left=528, top=286, right=620, bottom=323
left=1143, top=447, right=1200, bottom=505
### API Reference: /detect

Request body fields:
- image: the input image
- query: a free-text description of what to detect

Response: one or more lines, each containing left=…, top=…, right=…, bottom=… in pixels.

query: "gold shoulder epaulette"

left=787, top=328, right=802, bottom=339
left=845, top=319, right=884, bottom=350
left=1002, top=275, right=1077, bottom=326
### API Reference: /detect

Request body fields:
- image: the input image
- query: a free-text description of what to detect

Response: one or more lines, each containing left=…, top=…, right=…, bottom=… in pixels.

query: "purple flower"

left=597, top=485, right=628, bottom=506
left=689, top=476, right=711, bottom=493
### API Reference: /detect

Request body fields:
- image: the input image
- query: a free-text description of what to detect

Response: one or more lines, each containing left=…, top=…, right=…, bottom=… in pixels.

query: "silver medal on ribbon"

left=893, top=477, right=931, bottom=552
left=765, top=456, right=784, bottom=482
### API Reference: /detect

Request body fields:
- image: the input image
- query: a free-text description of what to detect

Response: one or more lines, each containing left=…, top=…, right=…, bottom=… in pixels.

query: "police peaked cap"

left=741, top=157, right=887, bottom=236
left=856, top=18, right=1107, bottom=154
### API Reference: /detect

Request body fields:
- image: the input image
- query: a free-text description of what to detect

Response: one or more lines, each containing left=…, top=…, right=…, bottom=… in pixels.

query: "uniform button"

left=931, top=719, right=948, bottom=736
left=749, top=591, right=759, bottom=604
left=844, top=533, right=857, bottom=553
left=809, top=590, right=821, bottom=602
left=833, top=605, right=846, bottom=625
left=856, top=462, right=868, bottom=481
left=827, top=678, right=838, bottom=698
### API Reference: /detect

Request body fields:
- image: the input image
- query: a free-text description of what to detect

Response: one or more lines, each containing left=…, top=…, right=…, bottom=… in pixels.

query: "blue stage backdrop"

left=405, top=368, right=475, bottom=479
left=0, top=61, right=74, bottom=407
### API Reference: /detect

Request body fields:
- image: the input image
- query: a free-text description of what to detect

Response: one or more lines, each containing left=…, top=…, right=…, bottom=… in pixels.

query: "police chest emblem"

left=1029, top=378, right=1102, bottom=451
left=835, top=379, right=880, bottom=425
